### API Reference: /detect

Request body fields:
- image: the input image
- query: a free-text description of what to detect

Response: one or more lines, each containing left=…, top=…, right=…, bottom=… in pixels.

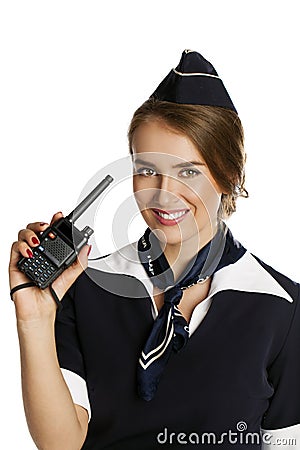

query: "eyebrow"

left=133, top=158, right=206, bottom=168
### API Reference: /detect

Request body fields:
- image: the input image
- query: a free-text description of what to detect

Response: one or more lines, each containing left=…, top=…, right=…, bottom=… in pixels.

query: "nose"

left=153, top=174, right=181, bottom=205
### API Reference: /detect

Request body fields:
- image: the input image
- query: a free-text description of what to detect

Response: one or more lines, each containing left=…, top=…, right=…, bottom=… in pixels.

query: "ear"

left=221, top=190, right=230, bottom=196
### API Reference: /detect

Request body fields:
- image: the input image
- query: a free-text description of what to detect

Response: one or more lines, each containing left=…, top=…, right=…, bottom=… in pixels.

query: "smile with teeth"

left=152, top=209, right=189, bottom=220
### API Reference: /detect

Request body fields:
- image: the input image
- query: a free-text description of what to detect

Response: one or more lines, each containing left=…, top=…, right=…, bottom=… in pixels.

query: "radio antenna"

left=67, top=174, right=113, bottom=223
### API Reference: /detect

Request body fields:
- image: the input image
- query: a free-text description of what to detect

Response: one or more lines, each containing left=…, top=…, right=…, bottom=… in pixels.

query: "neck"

left=161, top=221, right=220, bottom=283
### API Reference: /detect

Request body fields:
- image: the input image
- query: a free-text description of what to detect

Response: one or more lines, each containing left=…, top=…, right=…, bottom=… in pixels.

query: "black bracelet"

left=10, top=282, right=63, bottom=314
left=49, top=284, right=63, bottom=313
left=10, top=282, right=36, bottom=300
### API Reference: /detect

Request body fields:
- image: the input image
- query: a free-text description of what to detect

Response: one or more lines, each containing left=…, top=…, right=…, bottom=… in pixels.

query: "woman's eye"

left=179, top=168, right=201, bottom=178
left=135, top=167, right=157, bottom=176
left=134, top=167, right=201, bottom=178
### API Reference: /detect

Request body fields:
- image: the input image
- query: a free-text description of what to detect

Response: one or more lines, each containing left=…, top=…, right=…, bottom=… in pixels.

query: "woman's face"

left=131, top=119, right=224, bottom=247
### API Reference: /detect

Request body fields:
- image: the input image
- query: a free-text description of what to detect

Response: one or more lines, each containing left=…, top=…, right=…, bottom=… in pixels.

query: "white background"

left=1, top=1, right=299, bottom=448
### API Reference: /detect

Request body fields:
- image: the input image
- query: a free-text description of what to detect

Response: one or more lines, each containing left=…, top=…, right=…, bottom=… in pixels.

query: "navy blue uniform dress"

left=54, top=223, right=300, bottom=449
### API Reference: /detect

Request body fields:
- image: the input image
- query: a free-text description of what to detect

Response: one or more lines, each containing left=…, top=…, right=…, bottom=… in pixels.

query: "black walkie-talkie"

left=17, top=174, right=113, bottom=289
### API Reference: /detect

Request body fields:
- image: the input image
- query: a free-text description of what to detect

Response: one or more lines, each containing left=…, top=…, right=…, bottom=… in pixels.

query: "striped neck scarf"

left=137, top=220, right=235, bottom=401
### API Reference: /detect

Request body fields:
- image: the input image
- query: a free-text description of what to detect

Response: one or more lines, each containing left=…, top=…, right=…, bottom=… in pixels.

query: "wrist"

left=16, top=314, right=56, bottom=333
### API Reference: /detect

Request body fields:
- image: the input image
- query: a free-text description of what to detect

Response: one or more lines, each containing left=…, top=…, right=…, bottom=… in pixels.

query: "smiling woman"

left=128, top=100, right=249, bottom=275
left=128, top=99, right=248, bottom=220
left=130, top=120, right=226, bottom=270
left=9, top=49, right=300, bottom=450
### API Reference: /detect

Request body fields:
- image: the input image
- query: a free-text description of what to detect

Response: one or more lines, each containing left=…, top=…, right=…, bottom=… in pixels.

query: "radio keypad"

left=20, top=249, right=57, bottom=287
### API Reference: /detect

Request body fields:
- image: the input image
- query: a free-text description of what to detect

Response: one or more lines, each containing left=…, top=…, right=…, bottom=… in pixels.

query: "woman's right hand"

left=9, top=212, right=91, bottom=324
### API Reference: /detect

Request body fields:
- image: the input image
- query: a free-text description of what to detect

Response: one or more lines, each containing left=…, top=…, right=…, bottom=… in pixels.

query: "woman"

left=9, top=50, right=300, bottom=449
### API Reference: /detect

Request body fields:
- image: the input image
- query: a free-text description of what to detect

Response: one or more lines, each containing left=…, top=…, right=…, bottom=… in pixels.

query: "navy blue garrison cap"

left=150, top=49, right=237, bottom=114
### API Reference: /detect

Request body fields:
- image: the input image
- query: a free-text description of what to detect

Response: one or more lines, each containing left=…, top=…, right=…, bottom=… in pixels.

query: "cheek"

left=189, top=180, right=222, bottom=216
left=132, top=177, right=153, bottom=206
left=133, top=176, right=221, bottom=211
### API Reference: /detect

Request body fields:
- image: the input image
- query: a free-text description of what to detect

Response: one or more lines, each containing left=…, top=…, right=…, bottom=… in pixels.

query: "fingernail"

left=87, top=245, right=92, bottom=256
left=32, top=237, right=39, bottom=245
left=26, top=249, right=33, bottom=258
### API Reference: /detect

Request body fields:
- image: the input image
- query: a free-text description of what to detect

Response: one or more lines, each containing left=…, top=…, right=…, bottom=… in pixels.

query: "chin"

left=149, top=224, right=197, bottom=247
left=153, top=231, right=184, bottom=246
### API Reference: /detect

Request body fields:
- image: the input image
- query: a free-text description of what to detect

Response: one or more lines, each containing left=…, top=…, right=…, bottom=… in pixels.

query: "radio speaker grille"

left=43, top=237, right=73, bottom=262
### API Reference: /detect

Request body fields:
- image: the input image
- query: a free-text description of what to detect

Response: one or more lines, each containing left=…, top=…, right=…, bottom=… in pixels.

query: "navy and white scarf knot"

left=136, top=221, right=231, bottom=401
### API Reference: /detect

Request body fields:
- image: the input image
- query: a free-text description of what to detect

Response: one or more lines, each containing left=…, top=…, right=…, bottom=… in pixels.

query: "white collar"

left=89, top=241, right=293, bottom=305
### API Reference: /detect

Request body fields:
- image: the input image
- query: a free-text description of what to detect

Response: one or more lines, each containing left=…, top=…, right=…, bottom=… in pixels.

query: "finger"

left=18, top=228, right=41, bottom=247
left=9, top=242, right=33, bottom=287
left=14, top=239, right=36, bottom=260
left=50, top=211, right=63, bottom=226
left=76, top=244, right=91, bottom=272
left=26, top=221, right=50, bottom=233
left=10, top=241, right=24, bottom=267
left=52, top=244, right=91, bottom=299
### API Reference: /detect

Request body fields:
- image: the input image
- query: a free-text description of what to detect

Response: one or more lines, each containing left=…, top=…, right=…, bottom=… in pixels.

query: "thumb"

left=75, top=243, right=91, bottom=273
left=51, top=244, right=91, bottom=299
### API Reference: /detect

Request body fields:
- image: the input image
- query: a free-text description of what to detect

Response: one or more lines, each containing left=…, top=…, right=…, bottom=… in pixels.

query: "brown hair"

left=127, top=98, right=248, bottom=219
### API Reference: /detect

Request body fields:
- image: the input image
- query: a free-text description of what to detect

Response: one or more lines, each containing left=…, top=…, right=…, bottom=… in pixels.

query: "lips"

left=152, top=208, right=189, bottom=214
left=151, top=208, right=190, bottom=226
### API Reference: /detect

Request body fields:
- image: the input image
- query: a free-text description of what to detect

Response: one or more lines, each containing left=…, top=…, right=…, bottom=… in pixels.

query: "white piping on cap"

left=173, top=68, right=220, bottom=79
